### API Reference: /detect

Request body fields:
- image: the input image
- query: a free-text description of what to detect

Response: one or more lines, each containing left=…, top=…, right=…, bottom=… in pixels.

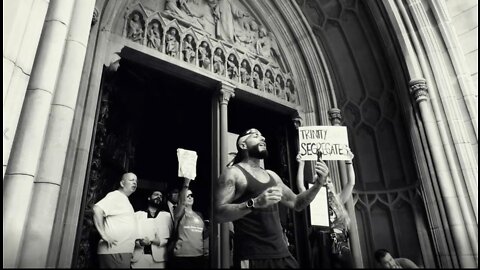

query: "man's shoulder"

left=396, top=258, right=419, bottom=268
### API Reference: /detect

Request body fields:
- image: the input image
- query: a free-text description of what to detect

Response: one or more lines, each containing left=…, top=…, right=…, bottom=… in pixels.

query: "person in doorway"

left=170, top=177, right=206, bottom=268
left=93, top=172, right=138, bottom=268
left=215, top=128, right=330, bottom=269
left=131, top=191, right=173, bottom=268
left=374, top=249, right=419, bottom=268
left=167, top=188, right=180, bottom=220
left=296, top=148, right=356, bottom=268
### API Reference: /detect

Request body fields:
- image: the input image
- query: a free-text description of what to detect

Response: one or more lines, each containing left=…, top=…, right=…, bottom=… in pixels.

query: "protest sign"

left=177, top=148, right=197, bottom=180
left=309, top=184, right=329, bottom=227
left=298, top=126, right=349, bottom=160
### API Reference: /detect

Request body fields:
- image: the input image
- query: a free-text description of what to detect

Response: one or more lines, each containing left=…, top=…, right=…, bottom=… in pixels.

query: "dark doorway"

left=74, top=58, right=213, bottom=268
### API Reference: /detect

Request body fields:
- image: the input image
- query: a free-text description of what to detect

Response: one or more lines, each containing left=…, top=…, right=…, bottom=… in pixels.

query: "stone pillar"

left=409, top=79, right=476, bottom=268
left=3, top=0, right=50, bottom=178
left=218, top=83, right=235, bottom=269
left=18, top=0, right=96, bottom=267
left=2, top=0, right=76, bottom=267
left=328, top=108, right=364, bottom=268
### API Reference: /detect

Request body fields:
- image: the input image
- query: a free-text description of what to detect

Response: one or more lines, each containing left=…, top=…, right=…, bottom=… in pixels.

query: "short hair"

left=230, top=128, right=260, bottom=165
left=374, top=249, right=390, bottom=262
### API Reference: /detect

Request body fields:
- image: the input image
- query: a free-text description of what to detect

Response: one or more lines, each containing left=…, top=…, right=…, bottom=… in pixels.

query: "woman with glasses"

left=169, top=177, right=206, bottom=269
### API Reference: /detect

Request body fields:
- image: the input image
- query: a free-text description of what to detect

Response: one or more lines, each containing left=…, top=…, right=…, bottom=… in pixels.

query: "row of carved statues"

left=125, top=10, right=297, bottom=103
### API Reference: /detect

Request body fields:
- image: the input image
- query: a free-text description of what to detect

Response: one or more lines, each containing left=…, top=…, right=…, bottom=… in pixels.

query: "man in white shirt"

left=132, top=191, right=173, bottom=268
left=93, top=172, right=138, bottom=268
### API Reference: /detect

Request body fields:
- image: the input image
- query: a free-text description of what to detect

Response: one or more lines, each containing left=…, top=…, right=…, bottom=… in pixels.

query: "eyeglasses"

left=187, top=194, right=194, bottom=198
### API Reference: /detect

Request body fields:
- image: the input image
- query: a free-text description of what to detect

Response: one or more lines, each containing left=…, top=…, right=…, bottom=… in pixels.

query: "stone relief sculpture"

left=165, top=28, right=180, bottom=57
left=213, top=47, right=225, bottom=75
left=264, top=70, right=274, bottom=94
left=240, top=59, right=251, bottom=85
left=182, top=34, right=196, bottom=63
left=146, top=21, right=162, bottom=50
left=209, top=0, right=249, bottom=43
left=275, top=75, right=285, bottom=99
left=227, top=54, right=238, bottom=80
left=121, top=1, right=297, bottom=103
left=127, top=13, right=144, bottom=43
left=198, top=41, right=211, bottom=69
left=252, top=65, right=262, bottom=90
left=286, top=79, right=296, bottom=103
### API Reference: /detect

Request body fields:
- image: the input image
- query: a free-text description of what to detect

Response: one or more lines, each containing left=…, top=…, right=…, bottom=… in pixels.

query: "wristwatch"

left=245, top=198, right=255, bottom=209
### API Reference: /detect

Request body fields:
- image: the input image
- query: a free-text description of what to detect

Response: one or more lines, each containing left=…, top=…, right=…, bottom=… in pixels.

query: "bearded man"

left=132, top=191, right=173, bottom=268
left=215, top=128, right=330, bottom=269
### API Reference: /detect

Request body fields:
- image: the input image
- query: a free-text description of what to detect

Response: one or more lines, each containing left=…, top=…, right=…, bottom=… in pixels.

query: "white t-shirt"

left=95, top=190, right=137, bottom=254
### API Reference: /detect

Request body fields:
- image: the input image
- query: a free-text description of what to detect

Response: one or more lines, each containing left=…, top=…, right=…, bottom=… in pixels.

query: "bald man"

left=215, top=128, right=330, bottom=269
left=93, top=172, right=139, bottom=268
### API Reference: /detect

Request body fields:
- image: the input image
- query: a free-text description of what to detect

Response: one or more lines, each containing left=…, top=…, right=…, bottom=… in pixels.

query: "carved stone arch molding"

left=60, top=0, right=336, bottom=268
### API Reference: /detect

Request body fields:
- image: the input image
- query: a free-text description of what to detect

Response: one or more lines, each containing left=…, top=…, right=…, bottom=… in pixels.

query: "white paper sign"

left=309, top=185, right=329, bottom=227
left=298, top=126, right=349, bottom=160
left=177, top=148, right=198, bottom=180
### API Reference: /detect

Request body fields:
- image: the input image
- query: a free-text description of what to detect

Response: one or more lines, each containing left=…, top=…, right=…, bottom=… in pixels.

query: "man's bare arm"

left=215, top=167, right=252, bottom=223
left=92, top=205, right=117, bottom=247
left=270, top=171, right=323, bottom=211
left=272, top=159, right=329, bottom=211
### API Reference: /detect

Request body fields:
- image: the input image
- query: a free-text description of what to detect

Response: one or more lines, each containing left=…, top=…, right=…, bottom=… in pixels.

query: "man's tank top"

left=231, top=164, right=290, bottom=260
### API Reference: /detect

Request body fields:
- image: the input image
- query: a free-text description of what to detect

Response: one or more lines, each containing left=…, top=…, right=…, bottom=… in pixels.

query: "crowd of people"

left=93, top=128, right=420, bottom=269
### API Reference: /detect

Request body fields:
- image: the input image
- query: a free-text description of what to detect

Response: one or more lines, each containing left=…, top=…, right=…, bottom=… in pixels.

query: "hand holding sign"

left=298, top=126, right=350, bottom=161
left=177, top=148, right=197, bottom=180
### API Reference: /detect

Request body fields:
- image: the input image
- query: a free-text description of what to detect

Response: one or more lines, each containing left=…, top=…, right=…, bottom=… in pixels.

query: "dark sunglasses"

left=187, top=194, right=194, bottom=198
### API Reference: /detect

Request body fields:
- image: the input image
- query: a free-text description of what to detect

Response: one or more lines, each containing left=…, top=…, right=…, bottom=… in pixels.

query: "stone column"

left=3, top=0, right=50, bottom=178
left=2, top=0, right=76, bottom=267
left=328, top=108, right=363, bottom=268
left=218, top=83, right=235, bottom=269
left=409, top=79, right=476, bottom=268
left=18, top=0, right=96, bottom=267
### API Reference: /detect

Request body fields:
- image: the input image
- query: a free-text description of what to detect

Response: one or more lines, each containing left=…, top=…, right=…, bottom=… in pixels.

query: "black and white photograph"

left=3, top=0, right=478, bottom=268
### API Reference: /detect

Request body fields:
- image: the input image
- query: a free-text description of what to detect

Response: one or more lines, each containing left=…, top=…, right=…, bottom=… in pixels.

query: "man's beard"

left=148, top=198, right=161, bottom=207
left=248, top=145, right=268, bottom=159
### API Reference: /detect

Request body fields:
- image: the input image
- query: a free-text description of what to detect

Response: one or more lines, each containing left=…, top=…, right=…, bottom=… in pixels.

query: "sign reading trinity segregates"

left=298, top=126, right=350, bottom=161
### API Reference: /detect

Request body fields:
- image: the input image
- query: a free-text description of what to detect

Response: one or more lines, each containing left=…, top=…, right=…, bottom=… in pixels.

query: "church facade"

left=3, top=0, right=477, bottom=268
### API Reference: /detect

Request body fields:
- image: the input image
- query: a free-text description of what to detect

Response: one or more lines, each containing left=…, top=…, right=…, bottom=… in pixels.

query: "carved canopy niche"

left=113, top=0, right=298, bottom=104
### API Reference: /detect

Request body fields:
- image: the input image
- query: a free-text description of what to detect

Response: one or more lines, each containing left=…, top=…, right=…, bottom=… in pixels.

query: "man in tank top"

left=215, top=128, right=330, bottom=268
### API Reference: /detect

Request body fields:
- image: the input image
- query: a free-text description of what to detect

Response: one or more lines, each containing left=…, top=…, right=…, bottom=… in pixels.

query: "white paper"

left=298, top=126, right=349, bottom=161
left=308, top=185, right=329, bottom=227
left=177, top=148, right=198, bottom=180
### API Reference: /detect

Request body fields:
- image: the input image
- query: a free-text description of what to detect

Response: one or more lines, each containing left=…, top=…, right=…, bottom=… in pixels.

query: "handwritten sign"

left=177, top=148, right=198, bottom=180
left=298, top=126, right=349, bottom=161
left=309, top=185, right=329, bottom=227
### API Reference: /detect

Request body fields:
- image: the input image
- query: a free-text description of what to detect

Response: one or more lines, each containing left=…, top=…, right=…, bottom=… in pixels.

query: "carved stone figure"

left=165, top=0, right=190, bottom=18
left=209, top=0, right=248, bottom=43
left=182, top=34, right=196, bottom=63
left=275, top=75, right=285, bottom=99
left=213, top=48, right=225, bottom=75
left=240, top=60, right=251, bottom=85
left=256, top=26, right=272, bottom=58
left=127, top=13, right=144, bottom=43
left=227, top=54, right=238, bottom=80
left=165, top=28, right=180, bottom=57
left=286, top=79, right=296, bottom=103
left=264, top=70, right=274, bottom=94
left=198, top=41, right=211, bottom=69
left=146, top=22, right=162, bottom=50
left=252, top=65, right=262, bottom=90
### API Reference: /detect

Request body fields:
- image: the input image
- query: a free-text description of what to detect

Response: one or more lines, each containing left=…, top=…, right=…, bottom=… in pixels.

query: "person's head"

left=168, top=188, right=180, bottom=204
left=375, top=249, right=398, bottom=268
left=241, top=60, right=247, bottom=67
left=133, top=14, right=140, bottom=21
left=185, top=189, right=194, bottom=207
left=186, top=34, right=192, bottom=41
left=232, top=128, right=268, bottom=164
left=147, top=190, right=163, bottom=208
left=119, top=172, right=137, bottom=196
